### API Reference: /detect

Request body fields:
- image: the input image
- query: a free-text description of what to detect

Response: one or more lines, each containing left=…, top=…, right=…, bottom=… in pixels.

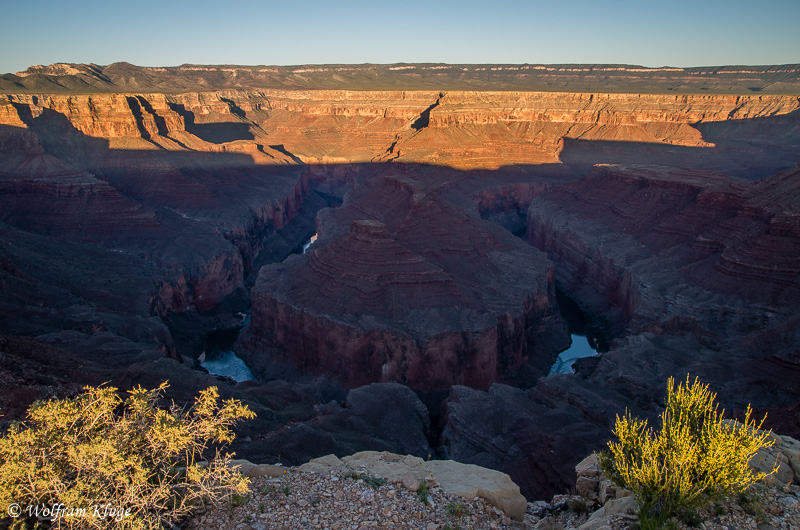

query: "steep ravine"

left=2, top=86, right=799, bottom=503
left=473, top=177, right=622, bottom=335
left=163, top=187, right=346, bottom=361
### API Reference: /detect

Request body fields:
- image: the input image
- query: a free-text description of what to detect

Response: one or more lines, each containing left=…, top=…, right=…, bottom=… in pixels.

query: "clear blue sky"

left=2, top=0, right=798, bottom=74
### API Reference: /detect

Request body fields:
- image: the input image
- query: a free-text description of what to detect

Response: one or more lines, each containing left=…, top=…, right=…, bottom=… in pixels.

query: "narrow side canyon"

left=1, top=84, right=798, bottom=500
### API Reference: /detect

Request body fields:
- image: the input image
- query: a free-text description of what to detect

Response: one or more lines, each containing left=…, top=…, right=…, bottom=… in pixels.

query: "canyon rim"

left=0, top=62, right=799, bottom=501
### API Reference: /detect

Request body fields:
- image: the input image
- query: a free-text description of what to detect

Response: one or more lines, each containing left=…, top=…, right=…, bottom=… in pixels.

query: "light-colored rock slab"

left=576, top=476, right=599, bottom=499
left=603, top=496, right=638, bottom=516
left=575, top=453, right=600, bottom=478
left=578, top=507, right=607, bottom=530
left=227, top=459, right=257, bottom=476
left=753, top=446, right=794, bottom=486
left=342, top=451, right=428, bottom=483
left=247, top=464, right=286, bottom=478
left=292, top=451, right=527, bottom=520
left=719, top=420, right=795, bottom=486
left=298, top=454, right=349, bottom=475
left=425, top=459, right=527, bottom=521
left=780, top=435, right=800, bottom=482
left=228, top=459, right=287, bottom=478
left=597, top=480, right=616, bottom=504
left=578, top=495, right=638, bottom=529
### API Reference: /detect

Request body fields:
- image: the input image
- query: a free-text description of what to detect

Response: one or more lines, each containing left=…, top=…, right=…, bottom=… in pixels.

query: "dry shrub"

left=598, top=375, right=775, bottom=524
left=0, top=382, right=255, bottom=529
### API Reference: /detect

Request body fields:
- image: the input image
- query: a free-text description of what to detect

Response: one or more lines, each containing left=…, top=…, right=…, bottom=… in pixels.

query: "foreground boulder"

left=299, top=450, right=528, bottom=521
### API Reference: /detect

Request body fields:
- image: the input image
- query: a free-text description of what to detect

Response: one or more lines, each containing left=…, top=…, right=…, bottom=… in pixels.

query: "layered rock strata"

left=445, top=163, right=800, bottom=497
left=7, top=62, right=800, bottom=95
left=1, top=79, right=799, bottom=504
left=242, top=168, right=569, bottom=390
left=526, top=164, right=800, bottom=342
left=3, top=91, right=799, bottom=175
left=0, top=95, right=312, bottom=359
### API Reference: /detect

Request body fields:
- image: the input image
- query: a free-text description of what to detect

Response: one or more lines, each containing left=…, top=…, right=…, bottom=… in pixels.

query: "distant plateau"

left=0, top=62, right=798, bottom=500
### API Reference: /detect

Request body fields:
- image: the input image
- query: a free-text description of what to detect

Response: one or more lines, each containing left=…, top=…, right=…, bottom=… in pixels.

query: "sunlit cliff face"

left=3, top=90, right=798, bottom=173
left=1, top=74, right=799, bottom=500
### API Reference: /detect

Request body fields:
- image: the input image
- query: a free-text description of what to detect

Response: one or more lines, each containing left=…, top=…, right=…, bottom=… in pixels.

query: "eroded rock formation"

left=1, top=66, right=799, bottom=502
left=241, top=168, right=569, bottom=390
left=526, top=164, right=800, bottom=341
left=3, top=90, right=798, bottom=174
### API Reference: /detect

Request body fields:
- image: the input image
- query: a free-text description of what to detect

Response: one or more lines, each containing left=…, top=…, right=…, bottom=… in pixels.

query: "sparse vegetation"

left=228, top=493, right=249, bottom=508
left=636, top=513, right=680, bottom=530
left=0, top=382, right=255, bottom=529
left=446, top=501, right=469, bottom=518
left=738, top=490, right=770, bottom=524
left=362, top=476, right=386, bottom=488
left=567, top=496, right=590, bottom=514
left=417, top=482, right=429, bottom=504
left=598, top=375, right=776, bottom=527
left=260, top=485, right=275, bottom=496
left=343, top=472, right=385, bottom=488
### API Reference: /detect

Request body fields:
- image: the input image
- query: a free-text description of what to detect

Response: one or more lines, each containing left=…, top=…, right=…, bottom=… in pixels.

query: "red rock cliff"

left=3, top=91, right=798, bottom=172
left=240, top=168, right=570, bottom=390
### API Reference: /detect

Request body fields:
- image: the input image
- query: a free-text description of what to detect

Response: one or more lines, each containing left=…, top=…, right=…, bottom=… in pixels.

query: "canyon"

left=0, top=63, right=799, bottom=500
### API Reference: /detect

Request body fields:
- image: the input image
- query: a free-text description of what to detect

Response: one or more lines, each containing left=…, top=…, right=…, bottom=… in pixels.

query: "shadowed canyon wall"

left=239, top=167, right=571, bottom=390
left=1, top=81, right=799, bottom=500
left=4, top=90, right=799, bottom=173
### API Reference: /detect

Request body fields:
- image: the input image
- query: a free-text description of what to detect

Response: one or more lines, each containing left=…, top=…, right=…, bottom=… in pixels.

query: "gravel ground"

left=188, top=467, right=523, bottom=530
left=528, top=484, right=800, bottom=530
left=187, top=467, right=800, bottom=530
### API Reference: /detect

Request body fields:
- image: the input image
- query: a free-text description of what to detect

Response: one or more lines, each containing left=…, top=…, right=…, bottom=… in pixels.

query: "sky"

left=2, top=0, right=799, bottom=74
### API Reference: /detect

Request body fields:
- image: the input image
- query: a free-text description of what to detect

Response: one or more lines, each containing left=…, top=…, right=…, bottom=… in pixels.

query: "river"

left=201, top=231, right=319, bottom=381
left=548, top=289, right=612, bottom=375
left=200, top=313, right=255, bottom=382
left=201, top=234, right=611, bottom=381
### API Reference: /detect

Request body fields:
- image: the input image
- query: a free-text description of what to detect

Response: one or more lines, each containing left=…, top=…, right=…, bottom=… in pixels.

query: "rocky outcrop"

left=473, top=180, right=560, bottom=234
left=3, top=93, right=183, bottom=143
left=0, top=96, right=316, bottom=363
left=436, top=383, right=606, bottom=501
left=299, top=451, right=527, bottom=520
left=562, top=431, right=800, bottom=529
left=486, top=164, right=800, bottom=500
left=229, top=380, right=437, bottom=468
left=527, top=164, right=800, bottom=338
left=203, top=90, right=799, bottom=175
left=3, top=91, right=798, bottom=175
left=1, top=77, right=799, bottom=509
left=241, top=167, right=570, bottom=390
left=722, top=421, right=800, bottom=487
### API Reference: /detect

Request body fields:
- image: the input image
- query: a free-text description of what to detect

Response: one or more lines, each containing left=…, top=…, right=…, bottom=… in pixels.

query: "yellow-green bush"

left=0, top=382, right=255, bottom=529
left=598, top=375, right=775, bottom=523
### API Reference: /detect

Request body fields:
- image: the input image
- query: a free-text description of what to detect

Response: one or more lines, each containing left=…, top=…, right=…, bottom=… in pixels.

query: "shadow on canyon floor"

left=560, top=108, right=800, bottom=180
left=1, top=106, right=799, bottom=500
left=169, top=102, right=256, bottom=144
